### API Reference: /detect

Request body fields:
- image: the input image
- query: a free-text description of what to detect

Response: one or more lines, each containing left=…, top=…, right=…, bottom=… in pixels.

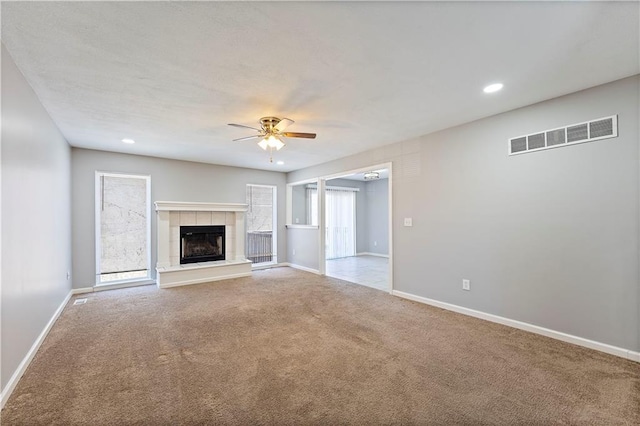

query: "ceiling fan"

left=228, top=116, right=316, bottom=162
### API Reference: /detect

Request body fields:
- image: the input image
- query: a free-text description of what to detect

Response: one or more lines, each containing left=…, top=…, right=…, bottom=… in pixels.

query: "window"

left=95, top=172, right=151, bottom=284
left=306, top=186, right=318, bottom=226
left=246, top=184, right=277, bottom=265
left=288, top=181, right=318, bottom=226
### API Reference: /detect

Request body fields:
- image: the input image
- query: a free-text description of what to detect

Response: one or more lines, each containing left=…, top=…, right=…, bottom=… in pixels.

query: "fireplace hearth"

left=180, top=225, right=225, bottom=264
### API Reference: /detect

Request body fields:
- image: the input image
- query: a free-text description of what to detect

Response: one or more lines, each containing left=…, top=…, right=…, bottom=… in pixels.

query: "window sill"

left=94, top=278, right=156, bottom=291
left=286, top=225, right=319, bottom=229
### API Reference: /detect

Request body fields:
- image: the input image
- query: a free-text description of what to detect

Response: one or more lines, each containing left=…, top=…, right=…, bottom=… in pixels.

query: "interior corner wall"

left=71, top=149, right=288, bottom=289
left=1, top=44, right=72, bottom=391
left=287, top=75, right=640, bottom=353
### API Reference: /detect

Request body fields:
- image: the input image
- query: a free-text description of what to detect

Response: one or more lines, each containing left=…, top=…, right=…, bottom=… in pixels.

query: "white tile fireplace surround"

left=155, top=201, right=252, bottom=288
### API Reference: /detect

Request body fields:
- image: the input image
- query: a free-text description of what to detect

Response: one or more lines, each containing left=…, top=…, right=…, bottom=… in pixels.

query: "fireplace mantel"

left=155, top=201, right=248, bottom=212
left=155, top=201, right=251, bottom=288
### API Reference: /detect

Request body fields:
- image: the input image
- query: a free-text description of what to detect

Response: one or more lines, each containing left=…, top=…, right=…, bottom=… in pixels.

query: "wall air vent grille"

left=589, top=118, right=614, bottom=138
left=510, top=137, right=527, bottom=153
left=509, top=115, right=617, bottom=156
left=546, top=129, right=565, bottom=146
left=527, top=133, right=545, bottom=150
left=567, top=123, right=588, bottom=143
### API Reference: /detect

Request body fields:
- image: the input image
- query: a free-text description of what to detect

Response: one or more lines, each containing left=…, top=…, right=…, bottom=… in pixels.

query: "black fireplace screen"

left=180, top=225, right=225, bottom=264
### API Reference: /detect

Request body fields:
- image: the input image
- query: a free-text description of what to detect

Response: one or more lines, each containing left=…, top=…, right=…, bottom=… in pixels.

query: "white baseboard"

left=1, top=289, right=73, bottom=408
left=629, top=350, right=640, bottom=363
left=356, top=252, right=389, bottom=258
left=71, top=279, right=155, bottom=295
left=252, top=262, right=289, bottom=271
left=281, top=262, right=321, bottom=275
left=392, top=290, right=639, bottom=363
left=93, top=280, right=156, bottom=292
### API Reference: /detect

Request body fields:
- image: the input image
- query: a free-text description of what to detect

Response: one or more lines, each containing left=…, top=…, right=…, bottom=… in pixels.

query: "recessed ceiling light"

left=483, top=83, right=503, bottom=93
left=276, top=161, right=284, bottom=165
left=121, top=138, right=135, bottom=144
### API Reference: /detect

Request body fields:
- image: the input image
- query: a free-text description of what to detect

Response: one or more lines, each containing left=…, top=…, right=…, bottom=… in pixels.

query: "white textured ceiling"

left=2, top=1, right=638, bottom=172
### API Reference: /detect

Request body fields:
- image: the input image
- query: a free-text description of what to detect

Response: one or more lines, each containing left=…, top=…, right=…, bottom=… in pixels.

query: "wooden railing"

left=246, top=231, right=273, bottom=264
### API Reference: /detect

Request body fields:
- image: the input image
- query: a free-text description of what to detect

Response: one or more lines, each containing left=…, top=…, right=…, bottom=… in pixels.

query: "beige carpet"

left=2, top=267, right=639, bottom=425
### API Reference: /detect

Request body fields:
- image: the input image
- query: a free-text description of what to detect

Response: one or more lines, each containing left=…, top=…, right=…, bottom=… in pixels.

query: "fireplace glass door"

left=180, top=226, right=225, bottom=264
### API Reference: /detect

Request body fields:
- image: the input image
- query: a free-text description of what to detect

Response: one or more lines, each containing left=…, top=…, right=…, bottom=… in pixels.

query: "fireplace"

left=180, top=225, right=225, bottom=264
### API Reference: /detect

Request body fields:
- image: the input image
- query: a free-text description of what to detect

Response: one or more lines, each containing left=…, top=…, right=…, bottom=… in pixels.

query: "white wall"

left=1, top=45, right=72, bottom=391
left=72, top=149, right=287, bottom=288
left=288, top=76, right=640, bottom=353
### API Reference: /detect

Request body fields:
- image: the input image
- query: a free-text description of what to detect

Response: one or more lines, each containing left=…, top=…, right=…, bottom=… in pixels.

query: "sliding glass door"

left=325, top=188, right=356, bottom=259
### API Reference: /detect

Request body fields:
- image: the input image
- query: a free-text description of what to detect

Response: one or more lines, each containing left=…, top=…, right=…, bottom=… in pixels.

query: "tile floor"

left=326, top=255, right=389, bottom=291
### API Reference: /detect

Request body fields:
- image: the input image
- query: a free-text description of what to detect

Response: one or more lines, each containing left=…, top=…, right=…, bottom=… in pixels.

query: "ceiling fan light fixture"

left=263, top=135, right=285, bottom=150
left=229, top=117, right=315, bottom=161
left=364, top=171, right=380, bottom=180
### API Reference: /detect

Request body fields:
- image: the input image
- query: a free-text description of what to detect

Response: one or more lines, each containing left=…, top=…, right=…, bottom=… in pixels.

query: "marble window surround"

left=155, top=202, right=252, bottom=288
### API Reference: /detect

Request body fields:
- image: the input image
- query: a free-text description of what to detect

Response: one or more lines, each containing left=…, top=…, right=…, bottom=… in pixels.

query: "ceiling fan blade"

left=282, top=132, right=316, bottom=139
left=233, top=135, right=262, bottom=142
left=228, top=123, right=262, bottom=132
left=275, top=118, right=294, bottom=132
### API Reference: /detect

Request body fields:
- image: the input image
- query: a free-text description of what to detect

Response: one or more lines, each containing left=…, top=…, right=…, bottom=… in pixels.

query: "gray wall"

left=291, top=184, right=308, bottom=225
left=326, top=178, right=368, bottom=254
left=365, top=178, right=389, bottom=255
left=288, top=75, right=640, bottom=352
left=72, top=149, right=287, bottom=288
left=287, top=228, right=319, bottom=270
left=1, top=45, right=72, bottom=390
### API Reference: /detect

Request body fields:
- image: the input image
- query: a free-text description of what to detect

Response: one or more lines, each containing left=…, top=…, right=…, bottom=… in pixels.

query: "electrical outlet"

left=67, top=271, right=71, bottom=280
left=462, top=279, right=470, bottom=291
left=295, top=218, right=299, bottom=224
left=404, top=218, right=413, bottom=227
left=292, top=249, right=296, bottom=256
left=374, top=241, right=377, bottom=246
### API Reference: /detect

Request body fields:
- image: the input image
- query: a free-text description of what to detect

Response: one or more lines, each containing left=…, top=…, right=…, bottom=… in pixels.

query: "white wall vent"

left=509, top=115, right=617, bottom=156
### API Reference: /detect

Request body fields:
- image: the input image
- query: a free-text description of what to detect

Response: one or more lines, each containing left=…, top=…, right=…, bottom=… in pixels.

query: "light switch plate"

left=462, top=279, right=470, bottom=291
left=404, top=218, right=413, bottom=227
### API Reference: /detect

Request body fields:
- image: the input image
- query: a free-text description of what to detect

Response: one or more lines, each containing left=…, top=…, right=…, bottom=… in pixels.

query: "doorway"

left=322, top=166, right=391, bottom=292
